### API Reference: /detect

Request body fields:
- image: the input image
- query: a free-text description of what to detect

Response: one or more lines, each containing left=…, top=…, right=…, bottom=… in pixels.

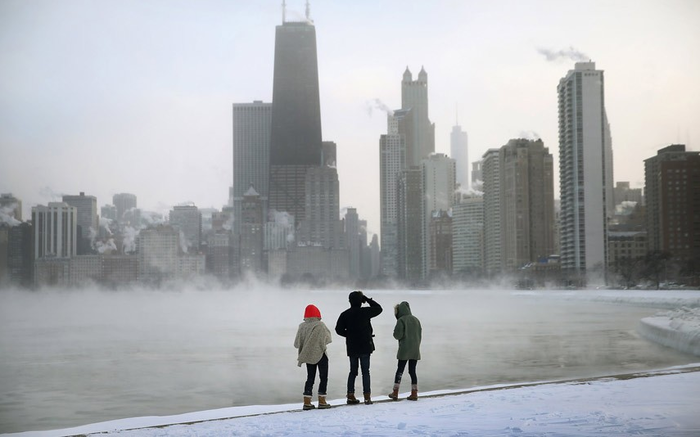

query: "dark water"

left=0, top=287, right=695, bottom=434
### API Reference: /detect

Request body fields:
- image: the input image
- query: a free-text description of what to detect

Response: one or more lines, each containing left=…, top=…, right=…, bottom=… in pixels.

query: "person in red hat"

left=294, top=304, right=333, bottom=410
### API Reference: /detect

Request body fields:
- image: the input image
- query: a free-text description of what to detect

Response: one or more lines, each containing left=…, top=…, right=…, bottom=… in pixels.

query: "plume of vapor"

left=365, top=99, right=394, bottom=117
left=99, top=217, right=114, bottom=236
left=223, top=215, right=233, bottom=231
left=537, top=46, right=589, bottom=63
left=271, top=210, right=293, bottom=227
left=179, top=230, right=190, bottom=254
left=615, top=201, right=638, bottom=216
left=519, top=130, right=541, bottom=140
left=95, top=238, right=117, bottom=254
left=0, top=203, right=21, bottom=226
left=141, top=211, right=165, bottom=226
left=455, top=186, right=484, bottom=197
left=122, top=226, right=139, bottom=254
left=39, top=186, right=63, bottom=201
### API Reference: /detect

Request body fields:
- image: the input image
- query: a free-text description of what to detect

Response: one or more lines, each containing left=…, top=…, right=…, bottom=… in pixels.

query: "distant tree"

left=641, top=251, right=672, bottom=289
left=679, top=257, right=700, bottom=286
left=613, top=256, right=643, bottom=288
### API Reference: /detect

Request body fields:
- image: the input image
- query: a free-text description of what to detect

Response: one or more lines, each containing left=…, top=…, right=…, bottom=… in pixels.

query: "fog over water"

left=0, top=285, right=695, bottom=434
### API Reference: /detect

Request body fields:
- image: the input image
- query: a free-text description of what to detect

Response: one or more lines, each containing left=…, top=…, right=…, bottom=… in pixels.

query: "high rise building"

left=401, top=67, right=435, bottom=167
left=451, top=123, right=469, bottom=190
left=379, top=111, right=408, bottom=277
left=452, top=193, right=484, bottom=275
left=558, top=62, right=614, bottom=281
left=298, top=166, right=342, bottom=248
left=63, top=192, right=98, bottom=255
left=614, top=182, right=643, bottom=207
left=644, top=144, right=700, bottom=267
left=346, top=208, right=360, bottom=279
left=421, top=153, right=456, bottom=279
left=322, top=141, right=337, bottom=167
left=471, top=160, right=483, bottom=189
left=608, top=231, right=647, bottom=271
left=500, top=139, right=555, bottom=270
left=397, top=168, right=423, bottom=283
left=101, top=204, right=117, bottom=222
left=428, top=210, right=452, bottom=277
left=359, top=219, right=372, bottom=280
left=169, top=204, right=202, bottom=252
left=112, top=193, right=137, bottom=224
left=482, top=149, right=502, bottom=274
left=369, top=234, right=380, bottom=279
left=268, top=16, right=323, bottom=224
left=7, top=222, right=33, bottom=287
left=206, top=231, right=233, bottom=281
left=137, top=225, right=180, bottom=284
left=32, top=202, right=77, bottom=259
left=239, top=185, right=264, bottom=275
left=102, top=254, right=137, bottom=286
left=233, top=101, right=272, bottom=235
left=0, top=227, right=7, bottom=284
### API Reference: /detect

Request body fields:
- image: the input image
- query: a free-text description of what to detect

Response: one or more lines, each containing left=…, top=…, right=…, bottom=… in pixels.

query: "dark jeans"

left=303, top=353, right=328, bottom=396
left=394, top=359, right=418, bottom=385
left=347, top=354, right=371, bottom=394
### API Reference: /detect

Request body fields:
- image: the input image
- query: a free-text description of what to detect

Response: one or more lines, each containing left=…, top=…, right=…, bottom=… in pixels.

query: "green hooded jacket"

left=393, top=301, right=422, bottom=360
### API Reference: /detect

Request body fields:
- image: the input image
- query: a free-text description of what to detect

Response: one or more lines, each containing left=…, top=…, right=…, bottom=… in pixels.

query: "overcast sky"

left=1, top=0, right=698, bottom=236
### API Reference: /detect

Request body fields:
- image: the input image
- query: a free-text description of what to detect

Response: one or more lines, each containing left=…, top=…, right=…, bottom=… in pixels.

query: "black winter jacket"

left=335, top=298, right=383, bottom=356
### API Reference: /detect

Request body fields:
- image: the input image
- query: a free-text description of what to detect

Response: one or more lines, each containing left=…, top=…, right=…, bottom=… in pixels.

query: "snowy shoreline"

left=6, top=365, right=700, bottom=437
left=639, top=307, right=700, bottom=356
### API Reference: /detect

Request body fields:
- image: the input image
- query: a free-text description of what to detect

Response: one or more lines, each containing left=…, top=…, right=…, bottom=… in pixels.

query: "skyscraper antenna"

left=455, top=103, right=459, bottom=125
left=282, top=0, right=286, bottom=23
left=306, top=0, right=310, bottom=21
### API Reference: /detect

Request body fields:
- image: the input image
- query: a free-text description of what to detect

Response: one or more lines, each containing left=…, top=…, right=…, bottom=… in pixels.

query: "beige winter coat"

left=294, top=318, right=332, bottom=367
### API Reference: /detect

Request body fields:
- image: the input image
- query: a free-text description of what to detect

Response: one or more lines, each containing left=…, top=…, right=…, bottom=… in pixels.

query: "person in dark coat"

left=335, top=290, right=382, bottom=405
left=387, top=301, right=422, bottom=401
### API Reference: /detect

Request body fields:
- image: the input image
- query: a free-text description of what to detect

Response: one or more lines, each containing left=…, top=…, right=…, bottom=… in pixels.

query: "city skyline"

left=1, top=0, right=699, bottom=237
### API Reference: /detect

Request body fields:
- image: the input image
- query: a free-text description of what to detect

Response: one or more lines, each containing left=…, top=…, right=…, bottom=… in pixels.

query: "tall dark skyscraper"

left=268, top=15, right=323, bottom=224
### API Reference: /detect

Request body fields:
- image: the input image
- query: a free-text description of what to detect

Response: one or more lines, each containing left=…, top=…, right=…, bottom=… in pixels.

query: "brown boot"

left=303, top=395, right=316, bottom=410
left=407, top=384, right=418, bottom=401
left=346, top=393, right=360, bottom=405
left=318, top=395, right=331, bottom=409
left=388, top=383, right=400, bottom=400
left=363, top=392, right=373, bottom=405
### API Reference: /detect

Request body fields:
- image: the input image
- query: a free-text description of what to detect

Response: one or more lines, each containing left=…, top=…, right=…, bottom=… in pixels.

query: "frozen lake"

left=0, top=286, right=697, bottom=434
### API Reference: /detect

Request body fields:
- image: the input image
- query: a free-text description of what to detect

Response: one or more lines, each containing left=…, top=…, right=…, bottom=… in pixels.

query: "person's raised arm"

left=365, top=296, right=383, bottom=317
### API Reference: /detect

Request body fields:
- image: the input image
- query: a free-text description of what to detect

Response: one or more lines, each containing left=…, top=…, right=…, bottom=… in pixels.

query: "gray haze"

left=1, top=1, right=699, bottom=235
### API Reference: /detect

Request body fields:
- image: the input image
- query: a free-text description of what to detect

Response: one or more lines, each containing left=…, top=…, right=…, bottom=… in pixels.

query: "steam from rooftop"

left=0, top=203, right=21, bottom=226
left=519, top=130, right=542, bottom=140
left=365, top=98, right=394, bottom=117
left=537, top=46, right=589, bottom=63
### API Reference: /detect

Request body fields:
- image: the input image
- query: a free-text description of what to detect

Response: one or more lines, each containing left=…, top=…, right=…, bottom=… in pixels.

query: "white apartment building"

left=558, top=62, right=614, bottom=281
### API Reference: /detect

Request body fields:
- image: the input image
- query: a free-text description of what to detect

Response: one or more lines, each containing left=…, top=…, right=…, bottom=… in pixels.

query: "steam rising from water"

left=0, top=284, right=693, bottom=433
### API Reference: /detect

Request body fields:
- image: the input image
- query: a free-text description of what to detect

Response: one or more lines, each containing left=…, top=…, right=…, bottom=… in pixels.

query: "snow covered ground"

left=10, top=365, right=700, bottom=437
left=639, top=307, right=700, bottom=356
left=5, top=288, right=699, bottom=437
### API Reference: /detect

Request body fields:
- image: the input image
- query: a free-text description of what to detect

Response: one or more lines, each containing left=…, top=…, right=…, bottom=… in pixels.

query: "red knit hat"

left=304, top=304, right=321, bottom=319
